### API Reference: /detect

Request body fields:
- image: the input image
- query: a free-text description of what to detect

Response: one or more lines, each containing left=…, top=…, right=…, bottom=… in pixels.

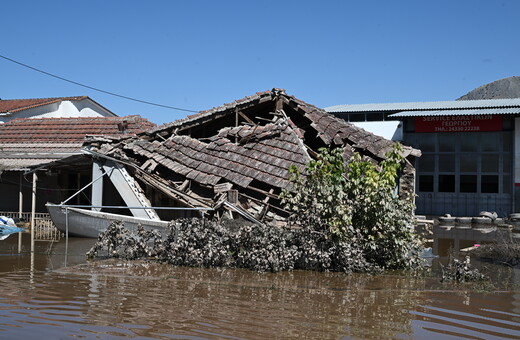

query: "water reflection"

left=0, top=233, right=519, bottom=339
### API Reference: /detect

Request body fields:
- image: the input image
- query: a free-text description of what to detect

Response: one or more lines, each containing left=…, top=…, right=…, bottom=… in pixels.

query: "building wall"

left=514, top=118, right=520, bottom=212
left=0, top=99, right=113, bottom=123
left=404, top=115, right=514, bottom=217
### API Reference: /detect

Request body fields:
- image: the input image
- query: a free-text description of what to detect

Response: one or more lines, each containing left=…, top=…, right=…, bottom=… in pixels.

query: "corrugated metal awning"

left=325, top=98, right=520, bottom=113
left=389, top=107, right=520, bottom=118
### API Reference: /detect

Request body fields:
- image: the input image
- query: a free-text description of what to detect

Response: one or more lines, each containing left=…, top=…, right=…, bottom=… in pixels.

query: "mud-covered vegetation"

left=281, top=144, right=422, bottom=270
left=87, top=218, right=372, bottom=273
left=472, top=239, right=520, bottom=267
left=440, top=256, right=488, bottom=283
left=88, top=145, right=422, bottom=273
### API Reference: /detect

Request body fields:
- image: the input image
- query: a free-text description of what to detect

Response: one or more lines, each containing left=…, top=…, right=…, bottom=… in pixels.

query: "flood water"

left=1, top=233, right=520, bottom=339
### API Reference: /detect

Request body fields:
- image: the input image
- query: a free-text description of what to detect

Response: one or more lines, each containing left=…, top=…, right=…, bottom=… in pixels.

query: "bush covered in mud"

left=86, top=221, right=163, bottom=260
left=87, top=218, right=373, bottom=273
left=472, top=240, right=520, bottom=267
left=440, top=256, right=488, bottom=283
left=281, top=145, right=423, bottom=270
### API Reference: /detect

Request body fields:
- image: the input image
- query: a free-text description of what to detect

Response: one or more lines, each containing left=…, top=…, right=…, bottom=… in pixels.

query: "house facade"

left=0, top=96, right=116, bottom=123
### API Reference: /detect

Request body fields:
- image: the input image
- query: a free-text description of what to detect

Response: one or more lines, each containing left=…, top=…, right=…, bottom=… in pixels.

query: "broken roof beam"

left=135, top=172, right=212, bottom=209
left=238, top=192, right=289, bottom=216
left=238, top=110, right=256, bottom=125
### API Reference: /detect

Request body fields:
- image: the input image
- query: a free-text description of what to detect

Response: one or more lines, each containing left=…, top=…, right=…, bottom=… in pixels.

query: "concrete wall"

left=0, top=99, right=114, bottom=123
left=515, top=118, right=520, bottom=212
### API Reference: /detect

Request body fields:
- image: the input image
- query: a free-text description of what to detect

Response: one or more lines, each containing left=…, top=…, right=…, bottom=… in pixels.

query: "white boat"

left=46, top=203, right=170, bottom=238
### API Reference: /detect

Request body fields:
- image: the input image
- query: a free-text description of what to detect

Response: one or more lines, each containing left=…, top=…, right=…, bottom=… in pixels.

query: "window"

left=481, top=154, right=499, bottom=172
left=460, top=175, right=477, bottom=193
left=418, top=134, right=435, bottom=152
left=419, top=175, right=434, bottom=192
left=418, top=155, right=435, bottom=172
left=439, top=175, right=455, bottom=192
left=503, top=175, right=511, bottom=194
left=481, top=175, right=499, bottom=193
left=460, top=134, right=478, bottom=152
left=438, top=155, right=455, bottom=172
left=408, top=130, right=512, bottom=196
left=460, top=155, right=477, bottom=172
left=503, top=157, right=511, bottom=173
left=439, top=134, right=455, bottom=152
left=481, top=133, right=499, bottom=152
left=503, top=133, right=512, bottom=152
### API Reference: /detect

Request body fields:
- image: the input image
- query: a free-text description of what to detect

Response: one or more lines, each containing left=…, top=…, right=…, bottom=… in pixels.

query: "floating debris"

left=0, top=216, right=25, bottom=240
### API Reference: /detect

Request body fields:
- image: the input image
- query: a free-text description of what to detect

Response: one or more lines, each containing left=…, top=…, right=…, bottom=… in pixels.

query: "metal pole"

left=18, top=173, right=23, bottom=253
left=65, top=207, right=69, bottom=267
left=30, top=172, right=37, bottom=252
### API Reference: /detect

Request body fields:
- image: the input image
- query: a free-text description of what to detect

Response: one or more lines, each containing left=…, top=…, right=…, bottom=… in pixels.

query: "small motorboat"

left=46, top=203, right=170, bottom=238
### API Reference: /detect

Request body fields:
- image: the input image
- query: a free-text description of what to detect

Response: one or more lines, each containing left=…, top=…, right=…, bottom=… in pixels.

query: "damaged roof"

left=116, top=122, right=310, bottom=190
left=144, top=88, right=419, bottom=160
left=86, top=89, right=420, bottom=220
left=0, top=116, right=155, bottom=171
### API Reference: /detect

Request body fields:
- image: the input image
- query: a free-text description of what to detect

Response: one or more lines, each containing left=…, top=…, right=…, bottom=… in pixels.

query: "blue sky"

left=1, top=1, right=519, bottom=125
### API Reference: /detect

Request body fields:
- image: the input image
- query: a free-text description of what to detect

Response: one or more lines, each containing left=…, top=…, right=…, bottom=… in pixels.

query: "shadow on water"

left=0, top=231, right=519, bottom=339
left=0, top=232, right=96, bottom=272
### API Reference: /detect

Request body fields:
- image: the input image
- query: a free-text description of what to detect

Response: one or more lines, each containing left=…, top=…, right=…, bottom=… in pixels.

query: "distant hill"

left=457, top=76, right=520, bottom=100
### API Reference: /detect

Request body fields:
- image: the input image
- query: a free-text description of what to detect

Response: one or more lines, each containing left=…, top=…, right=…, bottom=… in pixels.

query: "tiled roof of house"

left=146, top=88, right=420, bottom=160
left=0, top=116, right=155, bottom=143
left=120, top=122, right=310, bottom=190
left=0, top=96, right=89, bottom=113
left=0, top=116, right=156, bottom=170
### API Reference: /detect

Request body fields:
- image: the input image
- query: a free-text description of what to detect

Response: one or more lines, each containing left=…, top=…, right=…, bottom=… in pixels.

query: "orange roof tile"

left=0, top=116, right=156, bottom=143
left=0, top=96, right=91, bottom=113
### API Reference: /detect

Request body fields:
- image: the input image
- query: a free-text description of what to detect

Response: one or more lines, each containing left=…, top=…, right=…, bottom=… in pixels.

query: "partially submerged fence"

left=0, top=211, right=61, bottom=241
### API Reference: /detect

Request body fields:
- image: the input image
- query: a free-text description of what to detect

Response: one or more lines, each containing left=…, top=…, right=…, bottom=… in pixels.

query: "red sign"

left=415, top=115, right=502, bottom=133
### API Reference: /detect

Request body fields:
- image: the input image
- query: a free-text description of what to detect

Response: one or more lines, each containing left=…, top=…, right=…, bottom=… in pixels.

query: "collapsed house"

left=83, top=89, right=420, bottom=226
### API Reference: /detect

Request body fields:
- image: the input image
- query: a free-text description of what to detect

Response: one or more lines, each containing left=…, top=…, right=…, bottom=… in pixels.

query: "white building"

left=0, top=96, right=116, bottom=123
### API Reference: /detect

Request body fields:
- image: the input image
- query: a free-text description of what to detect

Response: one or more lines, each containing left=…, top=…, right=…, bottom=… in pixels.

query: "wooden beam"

left=239, top=192, right=289, bottom=215
left=239, top=110, right=256, bottom=125
left=245, top=184, right=279, bottom=199
left=254, top=116, right=274, bottom=123
left=136, top=172, right=211, bottom=209
left=259, top=188, right=274, bottom=220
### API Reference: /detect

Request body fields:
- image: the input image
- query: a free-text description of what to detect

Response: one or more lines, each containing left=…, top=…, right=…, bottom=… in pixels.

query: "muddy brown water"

left=1, top=234, right=520, bottom=339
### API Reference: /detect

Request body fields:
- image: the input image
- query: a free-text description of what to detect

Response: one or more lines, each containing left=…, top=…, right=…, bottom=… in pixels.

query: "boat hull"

left=46, top=204, right=170, bottom=238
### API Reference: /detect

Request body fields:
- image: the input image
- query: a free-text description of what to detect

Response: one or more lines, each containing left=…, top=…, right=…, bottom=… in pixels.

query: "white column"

left=91, top=162, right=104, bottom=211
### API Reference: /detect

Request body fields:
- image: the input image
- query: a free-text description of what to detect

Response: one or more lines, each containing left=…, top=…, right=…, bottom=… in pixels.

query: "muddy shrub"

left=86, top=221, right=163, bottom=260
left=440, top=256, right=488, bottom=283
left=290, top=226, right=372, bottom=273
left=229, top=224, right=298, bottom=272
left=161, top=218, right=231, bottom=267
left=88, top=218, right=374, bottom=273
left=473, top=240, right=520, bottom=266
left=281, top=145, right=423, bottom=271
